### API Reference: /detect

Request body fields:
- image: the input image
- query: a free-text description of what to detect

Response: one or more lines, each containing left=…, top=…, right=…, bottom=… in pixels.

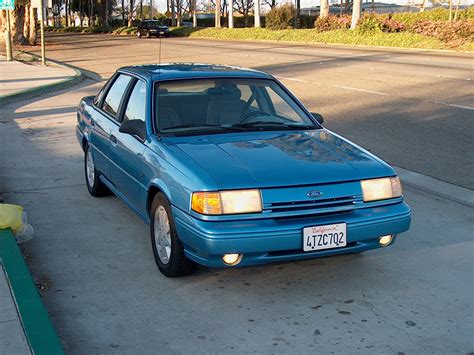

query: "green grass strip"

left=170, top=27, right=474, bottom=52
left=0, top=229, right=63, bottom=355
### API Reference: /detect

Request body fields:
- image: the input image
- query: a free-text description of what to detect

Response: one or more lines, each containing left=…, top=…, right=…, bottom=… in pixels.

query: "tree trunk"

left=104, top=0, right=109, bottom=26
left=419, top=0, right=425, bottom=12
left=254, top=0, right=260, bottom=27
left=448, top=0, right=452, bottom=21
left=171, top=0, right=176, bottom=26
left=320, top=0, right=329, bottom=18
left=128, top=0, right=134, bottom=26
left=215, top=0, right=221, bottom=27
left=176, top=0, right=181, bottom=26
left=228, top=0, right=233, bottom=28
left=192, top=0, right=197, bottom=27
left=295, top=0, right=300, bottom=28
left=29, top=6, right=37, bottom=44
left=11, top=5, right=28, bottom=45
left=453, top=0, right=461, bottom=21
left=24, top=4, right=30, bottom=39
left=350, top=0, right=361, bottom=29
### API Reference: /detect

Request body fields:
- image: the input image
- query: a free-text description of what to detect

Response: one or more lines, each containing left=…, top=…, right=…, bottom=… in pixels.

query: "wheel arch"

left=146, top=181, right=172, bottom=217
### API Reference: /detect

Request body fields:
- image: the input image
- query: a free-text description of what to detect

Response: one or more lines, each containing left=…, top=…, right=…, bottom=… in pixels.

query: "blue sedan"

left=76, top=64, right=411, bottom=277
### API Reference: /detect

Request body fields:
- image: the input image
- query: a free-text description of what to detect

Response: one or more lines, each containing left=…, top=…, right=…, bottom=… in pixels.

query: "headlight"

left=191, top=189, right=262, bottom=215
left=361, top=176, right=402, bottom=202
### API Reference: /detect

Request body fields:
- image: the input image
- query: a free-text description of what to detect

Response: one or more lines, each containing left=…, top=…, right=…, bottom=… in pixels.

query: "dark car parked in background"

left=137, top=20, right=170, bottom=38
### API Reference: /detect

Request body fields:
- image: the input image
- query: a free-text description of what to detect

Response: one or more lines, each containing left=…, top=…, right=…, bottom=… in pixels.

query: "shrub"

left=314, top=15, right=351, bottom=32
left=392, top=7, right=474, bottom=24
left=358, top=13, right=405, bottom=33
left=266, top=3, right=296, bottom=30
left=357, top=16, right=382, bottom=34
left=408, top=19, right=474, bottom=45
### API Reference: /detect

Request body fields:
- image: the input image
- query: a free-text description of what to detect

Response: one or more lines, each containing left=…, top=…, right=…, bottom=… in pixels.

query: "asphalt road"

left=0, top=81, right=473, bottom=353
left=27, top=32, right=474, bottom=189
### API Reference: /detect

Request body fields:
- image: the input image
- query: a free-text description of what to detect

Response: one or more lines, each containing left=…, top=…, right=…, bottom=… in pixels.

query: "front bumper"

left=173, top=201, right=411, bottom=267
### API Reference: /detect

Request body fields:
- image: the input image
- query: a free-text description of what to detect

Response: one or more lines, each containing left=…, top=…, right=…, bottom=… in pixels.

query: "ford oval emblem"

left=307, top=190, right=323, bottom=198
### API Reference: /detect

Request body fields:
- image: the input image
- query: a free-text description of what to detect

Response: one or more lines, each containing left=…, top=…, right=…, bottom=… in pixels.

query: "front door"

left=109, top=79, right=148, bottom=216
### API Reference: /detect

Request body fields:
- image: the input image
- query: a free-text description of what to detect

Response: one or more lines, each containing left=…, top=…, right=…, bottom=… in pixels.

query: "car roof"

left=118, top=63, right=273, bottom=81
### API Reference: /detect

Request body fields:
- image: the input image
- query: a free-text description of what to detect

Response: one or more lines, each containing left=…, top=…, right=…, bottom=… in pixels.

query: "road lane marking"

left=327, top=84, right=390, bottom=96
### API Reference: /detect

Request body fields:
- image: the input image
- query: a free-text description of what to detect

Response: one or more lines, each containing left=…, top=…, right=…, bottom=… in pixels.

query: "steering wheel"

left=239, top=110, right=272, bottom=123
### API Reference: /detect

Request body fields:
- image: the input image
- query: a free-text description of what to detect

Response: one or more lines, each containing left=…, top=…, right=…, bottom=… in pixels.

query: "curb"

left=395, top=166, right=474, bottom=208
left=0, top=229, right=63, bottom=354
left=0, top=55, right=84, bottom=106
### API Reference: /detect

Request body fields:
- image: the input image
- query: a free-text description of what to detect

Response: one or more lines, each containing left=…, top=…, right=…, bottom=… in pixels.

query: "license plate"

left=303, top=223, right=347, bottom=252
left=159, top=32, right=164, bottom=35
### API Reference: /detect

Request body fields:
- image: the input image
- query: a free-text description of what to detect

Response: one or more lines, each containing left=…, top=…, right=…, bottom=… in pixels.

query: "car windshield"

left=147, top=21, right=163, bottom=26
left=154, top=78, right=318, bottom=135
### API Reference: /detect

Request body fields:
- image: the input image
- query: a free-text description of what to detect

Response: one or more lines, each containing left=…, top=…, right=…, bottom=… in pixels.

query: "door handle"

left=110, top=134, right=117, bottom=145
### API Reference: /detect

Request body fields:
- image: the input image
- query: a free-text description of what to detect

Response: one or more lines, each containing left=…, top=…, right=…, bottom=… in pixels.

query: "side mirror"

left=119, top=119, right=146, bottom=140
left=311, top=112, right=324, bottom=125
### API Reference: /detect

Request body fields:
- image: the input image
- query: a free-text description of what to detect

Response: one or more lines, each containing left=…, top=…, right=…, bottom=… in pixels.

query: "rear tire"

left=84, top=146, right=110, bottom=197
left=150, top=193, right=198, bottom=277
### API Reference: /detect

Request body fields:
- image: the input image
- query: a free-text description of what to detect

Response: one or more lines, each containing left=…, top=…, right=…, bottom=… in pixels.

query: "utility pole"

left=39, top=4, right=46, bottom=65
left=5, top=9, right=13, bottom=61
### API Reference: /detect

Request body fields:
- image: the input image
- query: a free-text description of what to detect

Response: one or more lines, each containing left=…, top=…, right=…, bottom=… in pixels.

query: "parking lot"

left=1, top=34, right=473, bottom=353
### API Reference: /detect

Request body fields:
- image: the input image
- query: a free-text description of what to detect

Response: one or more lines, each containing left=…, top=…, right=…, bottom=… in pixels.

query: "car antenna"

left=157, top=35, right=162, bottom=140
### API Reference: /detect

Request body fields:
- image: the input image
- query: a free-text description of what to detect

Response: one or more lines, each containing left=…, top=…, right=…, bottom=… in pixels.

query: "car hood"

left=164, top=130, right=393, bottom=189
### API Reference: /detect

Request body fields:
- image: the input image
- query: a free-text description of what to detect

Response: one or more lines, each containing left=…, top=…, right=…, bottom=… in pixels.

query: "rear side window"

left=102, top=74, right=132, bottom=118
left=123, top=80, right=146, bottom=123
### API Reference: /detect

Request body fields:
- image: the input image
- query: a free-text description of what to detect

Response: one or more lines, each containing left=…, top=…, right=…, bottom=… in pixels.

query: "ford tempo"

left=76, top=64, right=411, bottom=277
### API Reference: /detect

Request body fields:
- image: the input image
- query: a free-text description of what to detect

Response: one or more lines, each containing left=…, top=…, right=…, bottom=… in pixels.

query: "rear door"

left=90, top=74, right=132, bottom=180
left=108, top=78, right=148, bottom=215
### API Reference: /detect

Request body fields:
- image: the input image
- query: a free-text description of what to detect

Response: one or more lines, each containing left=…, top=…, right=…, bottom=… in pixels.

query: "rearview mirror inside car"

left=311, top=112, right=324, bottom=125
left=119, top=119, right=146, bottom=140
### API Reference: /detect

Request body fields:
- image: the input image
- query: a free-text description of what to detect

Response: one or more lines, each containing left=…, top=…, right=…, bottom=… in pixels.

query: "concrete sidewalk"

left=0, top=55, right=80, bottom=104
left=0, top=262, right=32, bottom=354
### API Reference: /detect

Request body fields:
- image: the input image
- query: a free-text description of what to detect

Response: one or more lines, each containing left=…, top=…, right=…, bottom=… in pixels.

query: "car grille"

left=260, top=193, right=363, bottom=219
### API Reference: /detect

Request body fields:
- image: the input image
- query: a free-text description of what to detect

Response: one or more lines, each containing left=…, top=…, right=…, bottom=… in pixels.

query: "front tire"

left=150, top=193, right=198, bottom=277
left=84, top=146, right=110, bottom=197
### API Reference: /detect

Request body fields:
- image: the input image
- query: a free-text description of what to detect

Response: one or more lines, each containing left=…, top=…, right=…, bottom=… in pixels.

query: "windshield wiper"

left=228, top=121, right=316, bottom=130
left=160, top=123, right=243, bottom=131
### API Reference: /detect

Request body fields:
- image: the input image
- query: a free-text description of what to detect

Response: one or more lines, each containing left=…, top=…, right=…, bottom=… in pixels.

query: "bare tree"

left=262, top=0, right=277, bottom=10
left=350, top=0, right=361, bottom=29
left=234, top=0, right=253, bottom=26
